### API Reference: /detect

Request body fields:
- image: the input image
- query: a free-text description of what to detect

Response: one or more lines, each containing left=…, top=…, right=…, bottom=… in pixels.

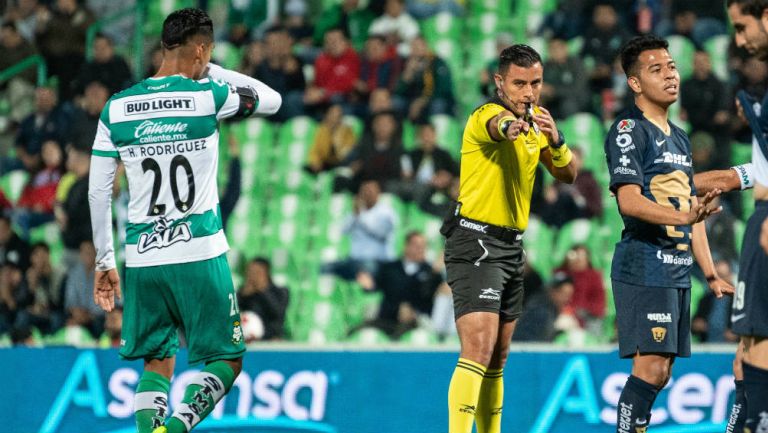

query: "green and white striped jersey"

left=93, top=75, right=241, bottom=267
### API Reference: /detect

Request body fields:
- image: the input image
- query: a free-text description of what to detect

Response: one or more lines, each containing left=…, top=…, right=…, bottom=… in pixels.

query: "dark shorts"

left=613, top=280, right=691, bottom=358
left=733, top=201, right=768, bottom=337
left=444, top=227, right=525, bottom=322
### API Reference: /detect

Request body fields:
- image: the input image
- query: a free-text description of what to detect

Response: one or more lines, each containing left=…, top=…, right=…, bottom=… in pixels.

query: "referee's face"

left=495, top=62, right=543, bottom=117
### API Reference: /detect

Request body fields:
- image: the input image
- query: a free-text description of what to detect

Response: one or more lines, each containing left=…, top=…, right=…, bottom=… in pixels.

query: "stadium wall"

left=2, top=346, right=738, bottom=433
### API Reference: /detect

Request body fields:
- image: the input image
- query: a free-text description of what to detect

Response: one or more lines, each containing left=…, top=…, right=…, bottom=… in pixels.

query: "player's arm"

left=88, top=120, right=121, bottom=312
left=206, top=63, right=282, bottom=118
left=690, top=196, right=735, bottom=298
left=616, top=184, right=722, bottom=225
left=693, top=163, right=755, bottom=196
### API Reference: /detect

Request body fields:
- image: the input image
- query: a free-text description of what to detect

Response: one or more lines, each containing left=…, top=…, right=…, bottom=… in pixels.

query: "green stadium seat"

left=704, top=35, right=730, bottom=81
left=430, top=114, right=463, bottom=157
left=523, top=217, right=556, bottom=276
left=567, top=37, right=584, bottom=56
left=558, top=112, right=605, bottom=172
left=347, top=327, right=391, bottom=344
left=470, top=0, right=513, bottom=17
left=731, top=142, right=752, bottom=166
left=666, top=35, right=696, bottom=81
left=552, top=218, right=595, bottom=266
left=399, top=328, right=440, bottom=345
left=734, top=219, right=745, bottom=256
left=420, top=12, right=462, bottom=46
left=342, top=115, right=363, bottom=140
left=0, top=170, right=28, bottom=204
left=213, top=41, right=242, bottom=70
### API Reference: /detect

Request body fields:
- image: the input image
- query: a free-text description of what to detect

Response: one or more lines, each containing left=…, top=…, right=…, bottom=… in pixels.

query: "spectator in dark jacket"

left=394, top=36, right=454, bottom=123
left=69, top=81, right=109, bottom=152
left=400, top=122, right=457, bottom=202
left=0, top=215, right=31, bottom=272
left=515, top=272, right=578, bottom=342
left=237, top=257, right=290, bottom=341
left=254, top=26, right=305, bottom=120
left=72, top=33, right=132, bottom=96
left=56, top=147, right=91, bottom=267
left=581, top=3, right=632, bottom=93
left=345, top=110, right=404, bottom=192
left=13, top=85, right=71, bottom=174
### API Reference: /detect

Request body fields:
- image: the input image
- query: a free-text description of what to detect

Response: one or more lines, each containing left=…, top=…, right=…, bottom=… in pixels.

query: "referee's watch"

left=552, top=129, right=566, bottom=148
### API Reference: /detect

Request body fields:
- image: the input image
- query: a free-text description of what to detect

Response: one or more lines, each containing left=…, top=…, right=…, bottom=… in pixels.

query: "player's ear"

left=493, top=73, right=503, bottom=89
left=627, top=76, right=641, bottom=93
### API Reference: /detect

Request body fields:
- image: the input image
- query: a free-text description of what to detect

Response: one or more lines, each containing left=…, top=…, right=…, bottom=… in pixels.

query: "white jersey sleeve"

left=206, top=63, right=282, bottom=118
left=89, top=120, right=119, bottom=271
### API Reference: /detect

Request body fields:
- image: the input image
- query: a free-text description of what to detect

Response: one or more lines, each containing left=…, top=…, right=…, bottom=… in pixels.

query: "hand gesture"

left=686, top=189, right=722, bottom=224
left=94, top=268, right=121, bottom=312
left=708, top=275, right=735, bottom=298
left=503, top=118, right=529, bottom=141
left=531, top=106, right=560, bottom=144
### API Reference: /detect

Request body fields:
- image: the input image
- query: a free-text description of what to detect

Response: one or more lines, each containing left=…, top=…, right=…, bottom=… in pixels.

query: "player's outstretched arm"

left=205, top=63, right=282, bottom=116
left=690, top=197, right=734, bottom=298
left=693, top=164, right=755, bottom=196
left=616, top=184, right=722, bottom=225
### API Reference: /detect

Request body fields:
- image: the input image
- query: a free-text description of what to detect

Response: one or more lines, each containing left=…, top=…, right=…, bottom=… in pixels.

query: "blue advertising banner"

left=0, top=347, right=737, bottom=433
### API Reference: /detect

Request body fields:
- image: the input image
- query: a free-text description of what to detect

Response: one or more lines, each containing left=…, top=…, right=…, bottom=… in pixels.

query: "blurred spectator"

left=541, top=38, right=590, bottom=119
left=692, top=259, right=738, bottom=343
left=522, top=261, right=545, bottom=308
left=353, top=34, right=401, bottom=116
left=226, top=0, right=275, bottom=46
left=344, top=110, right=404, bottom=191
left=34, top=0, right=95, bottom=100
left=313, top=0, right=375, bottom=51
left=72, top=33, right=132, bottom=96
left=0, top=261, right=33, bottom=335
left=539, top=0, right=588, bottom=40
left=355, top=231, right=443, bottom=338
left=13, top=85, right=71, bottom=174
left=400, top=122, right=458, bottom=202
left=238, top=40, right=264, bottom=77
left=56, top=147, right=91, bottom=267
left=219, top=132, right=241, bottom=229
left=656, top=1, right=727, bottom=48
left=366, top=87, right=395, bottom=121
left=418, top=176, right=458, bottom=218
left=0, top=21, right=37, bottom=122
left=10, top=325, right=36, bottom=346
left=581, top=3, right=633, bottom=93
left=406, top=0, right=464, bottom=19
left=680, top=51, right=731, bottom=168
left=515, top=272, right=579, bottom=342
left=237, top=257, right=289, bottom=341
left=479, top=32, right=514, bottom=98
left=304, top=28, right=360, bottom=117
left=63, top=240, right=103, bottom=338
left=368, top=0, right=419, bottom=57
left=0, top=214, right=31, bottom=271
left=13, top=139, right=62, bottom=237
left=25, top=242, right=64, bottom=334
left=4, top=0, right=42, bottom=42
left=85, top=0, right=136, bottom=45
left=69, top=80, right=109, bottom=152
left=394, top=36, right=455, bottom=123
left=690, top=131, right=718, bottom=173
left=556, top=244, right=605, bottom=334
left=306, top=104, right=356, bottom=174
left=429, top=251, right=455, bottom=339
left=282, top=0, right=314, bottom=58
left=254, top=26, right=305, bottom=121
left=144, top=44, right=163, bottom=78
left=536, top=149, right=600, bottom=226
left=98, top=306, right=122, bottom=347
left=323, top=179, right=397, bottom=280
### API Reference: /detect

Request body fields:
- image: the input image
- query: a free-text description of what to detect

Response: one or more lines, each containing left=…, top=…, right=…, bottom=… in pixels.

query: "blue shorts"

left=733, top=201, right=768, bottom=337
left=612, top=279, right=691, bottom=358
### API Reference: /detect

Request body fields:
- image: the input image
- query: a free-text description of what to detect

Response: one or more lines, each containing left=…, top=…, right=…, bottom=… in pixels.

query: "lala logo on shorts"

left=651, top=327, right=667, bottom=343
left=137, top=216, right=192, bottom=254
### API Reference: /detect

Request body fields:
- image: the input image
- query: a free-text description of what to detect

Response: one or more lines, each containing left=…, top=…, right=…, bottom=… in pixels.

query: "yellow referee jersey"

left=457, top=101, right=549, bottom=230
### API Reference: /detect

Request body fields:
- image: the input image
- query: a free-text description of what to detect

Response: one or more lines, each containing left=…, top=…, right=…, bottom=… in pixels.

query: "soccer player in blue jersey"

left=604, top=35, right=734, bottom=433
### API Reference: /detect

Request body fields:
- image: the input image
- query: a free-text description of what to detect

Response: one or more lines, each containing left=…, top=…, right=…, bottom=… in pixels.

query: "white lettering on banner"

left=668, top=373, right=713, bottom=424
left=107, top=368, right=139, bottom=418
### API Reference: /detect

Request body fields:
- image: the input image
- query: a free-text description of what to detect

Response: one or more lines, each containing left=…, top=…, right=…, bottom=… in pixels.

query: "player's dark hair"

left=727, top=0, right=768, bottom=18
left=620, top=34, right=669, bottom=77
left=498, top=44, right=542, bottom=74
left=161, top=8, right=213, bottom=50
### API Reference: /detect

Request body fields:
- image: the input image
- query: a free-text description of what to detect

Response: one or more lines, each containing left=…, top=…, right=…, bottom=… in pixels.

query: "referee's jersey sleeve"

left=464, top=103, right=505, bottom=148
left=606, top=120, right=646, bottom=193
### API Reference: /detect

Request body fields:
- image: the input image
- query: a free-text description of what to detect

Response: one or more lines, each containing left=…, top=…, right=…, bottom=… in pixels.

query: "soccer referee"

left=441, top=44, right=576, bottom=433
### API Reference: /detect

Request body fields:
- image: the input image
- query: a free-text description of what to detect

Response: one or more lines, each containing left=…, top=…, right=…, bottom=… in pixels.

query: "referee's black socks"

left=742, top=362, right=768, bottom=433
left=616, top=375, right=658, bottom=433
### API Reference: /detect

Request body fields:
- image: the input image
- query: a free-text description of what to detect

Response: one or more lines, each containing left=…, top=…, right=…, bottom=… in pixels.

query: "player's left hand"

left=94, top=268, right=121, bottom=312
left=707, top=275, right=735, bottom=298
left=761, top=217, right=768, bottom=254
left=532, top=106, right=559, bottom=144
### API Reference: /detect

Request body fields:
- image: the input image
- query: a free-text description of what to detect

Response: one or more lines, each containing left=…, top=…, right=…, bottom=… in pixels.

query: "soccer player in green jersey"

left=88, top=8, right=281, bottom=433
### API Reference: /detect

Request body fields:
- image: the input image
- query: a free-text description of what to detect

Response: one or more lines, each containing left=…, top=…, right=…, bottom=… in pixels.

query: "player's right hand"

left=686, top=189, right=722, bottom=224
left=94, top=268, right=121, bottom=312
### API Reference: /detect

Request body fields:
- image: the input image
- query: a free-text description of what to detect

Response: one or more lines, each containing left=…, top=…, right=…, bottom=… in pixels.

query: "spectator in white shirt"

left=368, top=0, right=420, bottom=57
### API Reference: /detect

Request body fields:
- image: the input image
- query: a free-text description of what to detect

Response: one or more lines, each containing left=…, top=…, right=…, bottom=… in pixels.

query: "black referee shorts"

left=444, top=226, right=525, bottom=322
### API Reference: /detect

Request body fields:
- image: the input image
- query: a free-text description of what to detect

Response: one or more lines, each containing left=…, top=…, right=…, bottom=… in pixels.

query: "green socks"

left=166, top=361, right=236, bottom=433
left=134, top=371, right=170, bottom=433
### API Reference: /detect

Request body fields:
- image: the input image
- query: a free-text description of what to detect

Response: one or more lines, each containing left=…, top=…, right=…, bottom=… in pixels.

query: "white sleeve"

left=732, top=163, right=756, bottom=190
left=206, top=63, right=282, bottom=116
left=89, top=149, right=118, bottom=272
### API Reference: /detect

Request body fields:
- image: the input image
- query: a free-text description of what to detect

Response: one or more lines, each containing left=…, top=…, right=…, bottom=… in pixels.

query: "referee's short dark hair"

left=498, top=44, right=542, bottom=74
left=161, top=8, right=213, bottom=50
left=727, top=0, right=768, bottom=18
left=620, top=35, right=669, bottom=77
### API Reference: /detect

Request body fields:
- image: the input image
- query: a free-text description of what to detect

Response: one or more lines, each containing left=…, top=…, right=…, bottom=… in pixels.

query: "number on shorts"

left=228, top=293, right=240, bottom=315
left=734, top=281, right=746, bottom=310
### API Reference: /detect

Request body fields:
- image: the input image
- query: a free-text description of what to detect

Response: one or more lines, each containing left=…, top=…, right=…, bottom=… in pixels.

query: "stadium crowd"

left=0, top=0, right=752, bottom=347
